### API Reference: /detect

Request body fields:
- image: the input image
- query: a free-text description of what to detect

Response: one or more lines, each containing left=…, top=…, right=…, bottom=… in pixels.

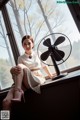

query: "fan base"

left=52, top=72, right=68, bottom=80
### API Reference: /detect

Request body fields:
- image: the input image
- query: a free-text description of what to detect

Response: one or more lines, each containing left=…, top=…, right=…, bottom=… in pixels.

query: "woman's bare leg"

left=22, top=68, right=30, bottom=89
left=12, top=64, right=29, bottom=101
left=2, top=64, right=29, bottom=109
left=2, top=87, right=14, bottom=110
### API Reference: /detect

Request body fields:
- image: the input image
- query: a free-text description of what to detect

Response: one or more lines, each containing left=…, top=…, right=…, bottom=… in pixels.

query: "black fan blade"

left=43, top=38, right=51, bottom=47
left=40, top=50, right=50, bottom=61
left=52, top=49, right=65, bottom=61
left=54, top=36, right=65, bottom=46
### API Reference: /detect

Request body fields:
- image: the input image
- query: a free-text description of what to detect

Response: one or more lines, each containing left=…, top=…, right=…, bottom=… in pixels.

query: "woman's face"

left=22, top=39, right=34, bottom=52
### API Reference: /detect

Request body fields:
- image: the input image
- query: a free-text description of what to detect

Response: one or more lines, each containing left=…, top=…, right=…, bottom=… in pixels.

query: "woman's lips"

left=26, top=48, right=30, bottom=50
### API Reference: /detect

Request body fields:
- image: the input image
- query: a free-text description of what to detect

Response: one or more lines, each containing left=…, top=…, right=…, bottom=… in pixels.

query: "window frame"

left=0, top=0, right=9, bottom=10
left=0, top=0, right=80, bottom=92
left=65, top=0, right=80, bottom=72
left=1, top=5, right=20, bottom=64
left=0, top=0, right=80, bottom=69
left=66, top=0, right=80, bottom=31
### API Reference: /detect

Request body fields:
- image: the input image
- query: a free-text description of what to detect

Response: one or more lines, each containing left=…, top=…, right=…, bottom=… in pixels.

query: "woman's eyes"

left=24, top=43, right=27, bottom=45
left=23, top=41, right=32, bottom=46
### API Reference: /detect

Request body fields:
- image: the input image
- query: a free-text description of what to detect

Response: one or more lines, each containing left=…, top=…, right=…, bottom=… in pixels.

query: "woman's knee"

left=12, top=67, right=24, bottom=81
left=18, top=64, right=27, bottom=69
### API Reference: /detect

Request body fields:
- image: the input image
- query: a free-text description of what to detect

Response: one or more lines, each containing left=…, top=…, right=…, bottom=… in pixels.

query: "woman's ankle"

left=13, top=88, right=23, bottom=99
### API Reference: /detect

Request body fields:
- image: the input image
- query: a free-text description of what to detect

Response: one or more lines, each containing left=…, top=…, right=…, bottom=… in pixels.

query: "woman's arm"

left=43, top=66, right=53, bottom=79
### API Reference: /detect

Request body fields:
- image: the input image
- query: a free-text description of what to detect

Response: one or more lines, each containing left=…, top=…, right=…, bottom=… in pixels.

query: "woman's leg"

left=12, top=64, right=29, bottom=101
left=2, top=87, right=14, bottom=110
left=12, top=64, right=40, bottom=100
left=22, top=68, right=30, bottom=89
left=2, top=64, right=29, bottom=109
left=2, top=64, right=27, bottom=109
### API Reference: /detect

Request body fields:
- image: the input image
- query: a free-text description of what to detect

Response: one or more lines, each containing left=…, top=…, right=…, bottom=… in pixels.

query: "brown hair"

left=22, top=35, right=34, bottom=45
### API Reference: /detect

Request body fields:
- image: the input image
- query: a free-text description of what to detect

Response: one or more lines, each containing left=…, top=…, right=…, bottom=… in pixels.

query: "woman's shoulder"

left=18, top=53, right=26, bottom=59
left=18, top=54, right=26, bottom=63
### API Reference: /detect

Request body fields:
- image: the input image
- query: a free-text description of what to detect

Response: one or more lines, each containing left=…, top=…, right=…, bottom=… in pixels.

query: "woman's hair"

left=22, top=35, right=34, bottom=45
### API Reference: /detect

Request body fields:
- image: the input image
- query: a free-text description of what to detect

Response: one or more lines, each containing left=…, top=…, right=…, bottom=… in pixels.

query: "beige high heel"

left=11, top=88, right=25, bottom=103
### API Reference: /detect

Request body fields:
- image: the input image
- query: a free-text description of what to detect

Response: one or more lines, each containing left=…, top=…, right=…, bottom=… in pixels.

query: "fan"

left=37, top=33, right=72, bottom=80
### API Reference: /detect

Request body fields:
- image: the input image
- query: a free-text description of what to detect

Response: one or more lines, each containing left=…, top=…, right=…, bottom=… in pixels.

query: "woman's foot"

left=2, top=87, right=14, bottom=110
left=11, top=88, right=25, bottom=102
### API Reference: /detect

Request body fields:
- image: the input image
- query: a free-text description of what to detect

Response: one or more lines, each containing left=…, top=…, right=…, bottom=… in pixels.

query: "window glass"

left=0, top=11, right=14, bottom=90
left=6, top=0, right=80, bottom=75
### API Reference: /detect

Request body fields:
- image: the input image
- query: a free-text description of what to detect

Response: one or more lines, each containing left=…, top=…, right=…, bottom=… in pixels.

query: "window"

left=0, top=11, right=14, bottom=90
left=6, top=0, right=80, bottom=70
left=0, top=0, right=80, bottom=89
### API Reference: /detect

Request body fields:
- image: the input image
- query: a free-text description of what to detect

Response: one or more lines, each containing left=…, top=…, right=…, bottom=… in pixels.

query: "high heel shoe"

left=11, top=88, right=25, bottom=103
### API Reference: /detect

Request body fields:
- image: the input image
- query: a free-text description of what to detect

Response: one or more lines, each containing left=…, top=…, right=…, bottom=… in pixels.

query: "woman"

left=2, top=35, right=53, bottom=110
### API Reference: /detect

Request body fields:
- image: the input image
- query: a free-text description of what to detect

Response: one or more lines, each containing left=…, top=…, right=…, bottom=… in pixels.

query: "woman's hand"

left=10, top=66, right=21, bottom=75
left=48, top=74, right=53, bottom=79
left=43, top=66, right=54, bottom=79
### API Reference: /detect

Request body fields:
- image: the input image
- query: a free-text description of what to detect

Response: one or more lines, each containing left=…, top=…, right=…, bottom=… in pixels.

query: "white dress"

left=18, top=51, right=46, bottom=93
